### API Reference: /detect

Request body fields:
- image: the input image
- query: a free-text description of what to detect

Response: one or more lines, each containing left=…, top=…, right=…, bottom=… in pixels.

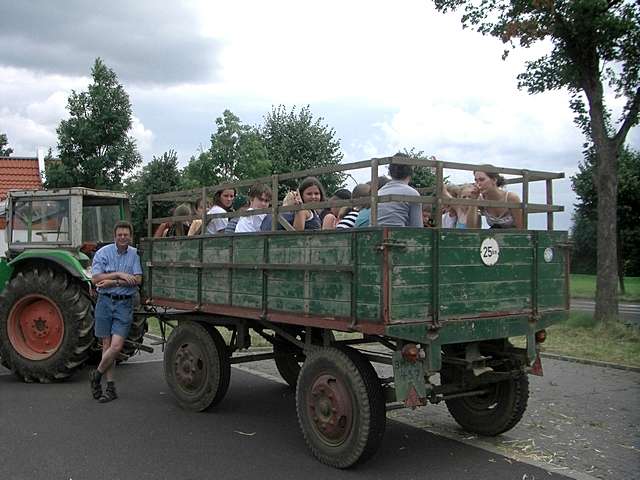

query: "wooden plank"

left=439, top=280, right=532, bottom=304
left=391, top=285, right=432, bottom=305
left=357, top=265, right=381, bottom=284
left=309, top=300, right=351, bottom=317
left=441, top=297, right=531, bottom=316
left=440, top=264, right=533, bottom=283
left=232, top=293, right=262, bottom=308
left=391, top=266, right=432, bottom=286
left=390, top=303, right=431, bottom=322
left=439, top=248, right=533, bottom=266
left=357, top=303, right=382, bottom=322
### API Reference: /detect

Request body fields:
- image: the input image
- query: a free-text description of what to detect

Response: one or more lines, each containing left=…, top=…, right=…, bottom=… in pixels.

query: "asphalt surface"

left=0, top=360, right=576, bottom=480
left=243, top=351, right=640, bottom=480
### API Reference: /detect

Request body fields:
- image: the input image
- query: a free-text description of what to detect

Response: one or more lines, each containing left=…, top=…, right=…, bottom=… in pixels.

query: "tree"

left=571, top=147, right=640, bottom=288
left=125, top=150, right=183, bottom=240
left=261, top=105, right=345, bottom=197
left=433, top=0, right=639, bottom=322
left=45, top=58, right=141, bottom=189
left=182, top=110, right=270, bottom=189
left=0, top=133, right=13, bottom=156
left=399, top=148, right=437, bottom=190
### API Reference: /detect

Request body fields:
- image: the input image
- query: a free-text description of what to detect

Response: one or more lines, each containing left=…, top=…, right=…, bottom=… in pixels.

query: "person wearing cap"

left=89, top=221, right=143, bottom=403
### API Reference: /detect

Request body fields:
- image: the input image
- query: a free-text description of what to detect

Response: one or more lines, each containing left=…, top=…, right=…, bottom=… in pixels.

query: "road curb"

left=541, top=352, right=640, bottom=373
left=144, top=333, right=640, bottom=373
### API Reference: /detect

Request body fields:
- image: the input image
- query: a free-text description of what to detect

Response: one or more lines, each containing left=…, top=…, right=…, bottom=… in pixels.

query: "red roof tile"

left=0, top=157, right=42, bottom=200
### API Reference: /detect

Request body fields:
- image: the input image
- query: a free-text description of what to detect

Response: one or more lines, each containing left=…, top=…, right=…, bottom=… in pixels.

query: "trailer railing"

left=146, top=154, right=564, bottom=237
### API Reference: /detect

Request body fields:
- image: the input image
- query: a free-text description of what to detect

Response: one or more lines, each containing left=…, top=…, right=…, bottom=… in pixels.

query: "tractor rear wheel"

left=0, top=267, right=94, bottom=382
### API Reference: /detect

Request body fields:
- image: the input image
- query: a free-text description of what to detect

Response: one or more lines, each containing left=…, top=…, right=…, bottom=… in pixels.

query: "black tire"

left=0, top=267, right=95, bottom=383
left=87, top=294, right=147, bottom=364
left=440, top=366, right=529, bottom=436
left=296, top=346, right=386, bottom=468
left=121, top=310, right=147, bottom=358
left=164, top=321, right=231, bottom=412
left=274, top=328, right=333, bottom=388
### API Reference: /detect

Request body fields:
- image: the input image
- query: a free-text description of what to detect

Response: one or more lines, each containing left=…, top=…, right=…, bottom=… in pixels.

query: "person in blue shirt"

left=89, top=221, right=143, bottom=403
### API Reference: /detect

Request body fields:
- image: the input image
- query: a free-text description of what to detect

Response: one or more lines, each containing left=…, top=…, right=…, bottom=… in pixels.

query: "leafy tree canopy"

left=399, top=148, right=437, bottom=190
left=0, top=133, right=13, bottom=156
left=182, top=110, right=270, bottom=189
left=125, top=150, right=183, bottom=239
left=261, top=105, right=345, bottom=197
left=45, top=58, right=141, bottom=189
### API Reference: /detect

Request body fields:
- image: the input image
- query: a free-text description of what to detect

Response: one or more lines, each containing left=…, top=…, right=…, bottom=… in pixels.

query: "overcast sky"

left=1, top=0, right=638, bottom=230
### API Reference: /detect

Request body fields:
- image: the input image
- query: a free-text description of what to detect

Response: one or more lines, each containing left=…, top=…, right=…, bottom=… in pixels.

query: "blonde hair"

left=282, top=191, right=298, bottom=207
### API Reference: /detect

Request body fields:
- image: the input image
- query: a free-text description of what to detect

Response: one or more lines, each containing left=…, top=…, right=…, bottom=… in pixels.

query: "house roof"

left=0, top=156, right=42, bottom=200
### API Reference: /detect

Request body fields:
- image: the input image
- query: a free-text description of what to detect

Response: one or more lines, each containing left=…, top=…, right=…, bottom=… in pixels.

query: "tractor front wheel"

left=0, top=267, right=94, bottom=382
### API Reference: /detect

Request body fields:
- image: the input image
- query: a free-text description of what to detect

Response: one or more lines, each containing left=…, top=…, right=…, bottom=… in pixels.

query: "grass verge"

left=513, top=312, right=640, bottom=367
left=571, top=274, right=640, bottom=302
left=541, top=312, right=640, bottom=367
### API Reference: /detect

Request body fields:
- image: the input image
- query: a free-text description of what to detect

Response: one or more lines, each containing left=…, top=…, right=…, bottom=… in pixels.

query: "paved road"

left=243, top=351, right=640, bottom=480
left=0, top=361, right=575, bottom=480
left=571, top=299, right=640, bottom=326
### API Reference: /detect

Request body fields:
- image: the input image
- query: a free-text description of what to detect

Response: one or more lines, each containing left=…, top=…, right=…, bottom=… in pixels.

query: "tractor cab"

left=4, top=187, right=130, bottom=261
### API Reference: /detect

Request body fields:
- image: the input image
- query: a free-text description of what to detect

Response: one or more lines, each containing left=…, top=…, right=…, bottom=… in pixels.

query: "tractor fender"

left=8, top=250, right=91, bottom=283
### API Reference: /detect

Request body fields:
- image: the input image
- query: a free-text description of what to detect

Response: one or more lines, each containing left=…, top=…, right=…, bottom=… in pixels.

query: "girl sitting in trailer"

left=261, top=177, right=325, bottom=231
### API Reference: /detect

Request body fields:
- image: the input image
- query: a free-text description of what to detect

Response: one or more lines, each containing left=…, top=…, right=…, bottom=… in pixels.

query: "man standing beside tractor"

left=89, top=221, right=142, bottom=403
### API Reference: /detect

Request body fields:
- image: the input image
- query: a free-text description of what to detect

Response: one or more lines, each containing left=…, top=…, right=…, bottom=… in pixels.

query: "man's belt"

left=100, top=293, right=133, bottom=301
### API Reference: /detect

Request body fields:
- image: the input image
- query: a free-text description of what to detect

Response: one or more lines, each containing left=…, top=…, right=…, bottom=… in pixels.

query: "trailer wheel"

left=296, top=347, right=385, bottom=468
left=0, top=267, right=94, bottom=382
left=164, top=321, right=230, bottom=412
left=274, top=328, right=333, bottom=388
left=441, top=367, right=529, bottom=436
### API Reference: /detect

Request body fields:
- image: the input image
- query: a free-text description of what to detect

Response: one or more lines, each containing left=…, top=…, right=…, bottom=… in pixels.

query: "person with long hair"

left=443, top=183, right=479, bottom=229
left=321, top=188, right=351, bottom=230
left=471, top=167, right=523, bottom=229
left=154, top=203, right=193, bottom=237
left=206, top=188, right=235, bottom=234
left=260, top=177, right=325, bottom=231
left=187, top=197, right=210, bottom=236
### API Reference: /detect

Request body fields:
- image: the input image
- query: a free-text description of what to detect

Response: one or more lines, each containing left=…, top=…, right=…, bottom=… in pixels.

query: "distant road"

left=571, top=298, right=640, bottom=325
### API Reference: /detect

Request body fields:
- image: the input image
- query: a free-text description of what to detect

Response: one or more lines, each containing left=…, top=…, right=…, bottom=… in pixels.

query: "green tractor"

left=0, top=188, right=147, bottom=382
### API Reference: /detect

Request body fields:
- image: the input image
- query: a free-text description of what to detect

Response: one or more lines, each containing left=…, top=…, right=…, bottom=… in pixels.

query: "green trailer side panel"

left=536, top=231, right=569, bottom=309
left=438, top=231, right=534, bottom=318
left=141, top=228, right=568, bottom=336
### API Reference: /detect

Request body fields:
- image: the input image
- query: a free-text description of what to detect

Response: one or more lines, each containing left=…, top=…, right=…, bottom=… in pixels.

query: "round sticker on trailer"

left=544, top=247, right=554, bottom=263
left=480, top=238, right=500, bottom=266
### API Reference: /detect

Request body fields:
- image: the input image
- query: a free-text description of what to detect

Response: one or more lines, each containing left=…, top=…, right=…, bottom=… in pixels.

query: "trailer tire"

left=0, top=267, right=94, bottom=382
left=274, top=328, right=333, bottom=388
left=441, top=368, right=529, bottom=436
left=296, top=346, right=386, bottom=468
left=164, top=321, right=230, bottom=412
